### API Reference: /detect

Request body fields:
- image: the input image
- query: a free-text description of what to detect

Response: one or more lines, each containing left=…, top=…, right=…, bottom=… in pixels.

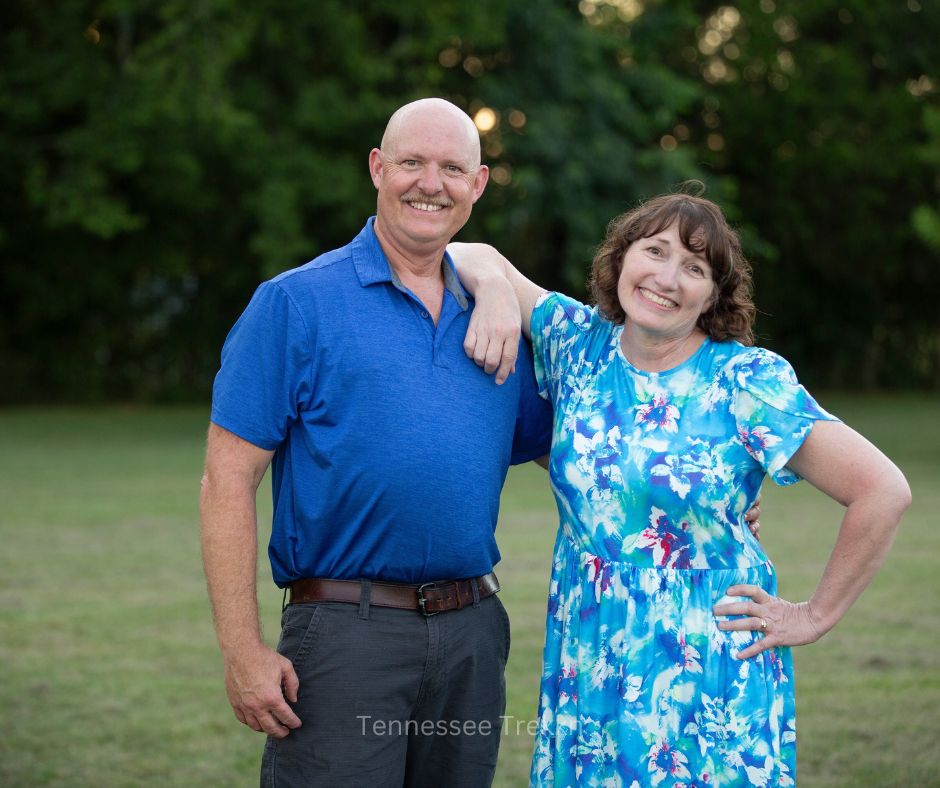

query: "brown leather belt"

left=289, top=572, right=500, bottom=616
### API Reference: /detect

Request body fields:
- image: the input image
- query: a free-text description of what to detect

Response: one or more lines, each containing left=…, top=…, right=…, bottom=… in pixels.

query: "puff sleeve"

left=730, top=347, right=839, bottom=485
left=530, top=291, right=599, bottom=404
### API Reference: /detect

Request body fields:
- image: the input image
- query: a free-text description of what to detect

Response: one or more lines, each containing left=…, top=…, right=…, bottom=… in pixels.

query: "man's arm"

left=200, top=423, right=301, bottom=738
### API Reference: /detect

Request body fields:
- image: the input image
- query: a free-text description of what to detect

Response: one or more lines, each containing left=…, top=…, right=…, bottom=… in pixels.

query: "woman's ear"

left=704, top=285, right=719, bottom=313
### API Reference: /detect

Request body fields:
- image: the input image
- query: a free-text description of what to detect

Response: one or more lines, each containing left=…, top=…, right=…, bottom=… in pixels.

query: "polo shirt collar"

left=440, top=254, right=470, bottom=310
left=351, top=217, right=469, bottom=310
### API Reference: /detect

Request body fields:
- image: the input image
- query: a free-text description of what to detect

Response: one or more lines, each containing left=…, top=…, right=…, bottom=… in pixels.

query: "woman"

left=449, top=191, right=910, bottom=786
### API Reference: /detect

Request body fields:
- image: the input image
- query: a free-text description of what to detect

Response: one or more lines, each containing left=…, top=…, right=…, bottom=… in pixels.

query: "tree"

left=0, top=0, right=700, bottom=401
left=654, top=0, right=940, bottom=386
left=2, top=0, right=937, bottom=400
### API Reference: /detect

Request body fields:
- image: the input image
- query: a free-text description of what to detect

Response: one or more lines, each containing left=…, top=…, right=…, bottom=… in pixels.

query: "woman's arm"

left=713, top=420, right=911, bottom=659
left=447, top=242, right=547, bottom=384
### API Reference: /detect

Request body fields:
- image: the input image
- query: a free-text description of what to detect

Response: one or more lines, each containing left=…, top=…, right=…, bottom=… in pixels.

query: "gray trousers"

left=260, top=589, right=511, bottom=787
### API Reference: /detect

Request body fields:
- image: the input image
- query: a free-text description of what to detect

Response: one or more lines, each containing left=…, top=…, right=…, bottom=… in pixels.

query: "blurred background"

left=2, top=1, right=939, bottom=786
left=2, top=0, right=939, bottom=402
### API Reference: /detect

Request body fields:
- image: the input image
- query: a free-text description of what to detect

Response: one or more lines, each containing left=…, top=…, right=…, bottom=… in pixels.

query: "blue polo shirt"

left=211, top=218, right=552, bottom=586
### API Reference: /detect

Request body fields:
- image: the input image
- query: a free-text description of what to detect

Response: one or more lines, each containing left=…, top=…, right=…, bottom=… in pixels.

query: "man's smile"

left=401, top=193, right=452, bottom=213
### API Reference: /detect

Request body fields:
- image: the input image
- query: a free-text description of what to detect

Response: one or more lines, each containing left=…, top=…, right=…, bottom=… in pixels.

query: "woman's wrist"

left=448, top=243, right=509, bottom=295
left=803, top=598, right=834, bottom=638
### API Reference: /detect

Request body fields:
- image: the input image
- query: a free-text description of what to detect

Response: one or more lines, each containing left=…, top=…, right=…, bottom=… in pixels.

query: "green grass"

left=0, top=396, right=937, bottom=787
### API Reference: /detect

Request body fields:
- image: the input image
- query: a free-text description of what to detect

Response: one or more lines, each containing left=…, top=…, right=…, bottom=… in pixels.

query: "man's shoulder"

left=270, top=239, right=364, bottom=297
left=270, top=244, right=354, bottom=288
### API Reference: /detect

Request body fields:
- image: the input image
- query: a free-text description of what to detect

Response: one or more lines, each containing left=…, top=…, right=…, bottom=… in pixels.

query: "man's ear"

left=368, top=148, right=384, bottom=189
left=470, top=164, right=489, bottom=204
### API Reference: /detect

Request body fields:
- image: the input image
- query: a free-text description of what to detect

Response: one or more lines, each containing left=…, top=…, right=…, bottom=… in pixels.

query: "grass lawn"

left=0, top=395, right=937, bottom=786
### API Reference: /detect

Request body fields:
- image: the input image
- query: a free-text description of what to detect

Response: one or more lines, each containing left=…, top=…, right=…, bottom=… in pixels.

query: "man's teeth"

left=408, top=201, right=445, bottom=212
left=640, top=288, right=677, bottom=308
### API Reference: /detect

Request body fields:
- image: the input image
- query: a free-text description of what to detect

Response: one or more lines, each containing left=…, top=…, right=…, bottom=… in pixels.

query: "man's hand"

left=463, top=275, right=521, bottom=385
left=744, top=493, right=762, bottom=539
left=224, top=644, right=302, bottom=738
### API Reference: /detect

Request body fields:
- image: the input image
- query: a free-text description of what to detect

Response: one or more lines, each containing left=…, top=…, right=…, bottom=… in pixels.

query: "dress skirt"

left=529, top=531, right=796, bottom=788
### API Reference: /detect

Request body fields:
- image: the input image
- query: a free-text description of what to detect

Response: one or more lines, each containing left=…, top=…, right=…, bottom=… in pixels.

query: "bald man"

left=200, top=99, right=553, bottom=786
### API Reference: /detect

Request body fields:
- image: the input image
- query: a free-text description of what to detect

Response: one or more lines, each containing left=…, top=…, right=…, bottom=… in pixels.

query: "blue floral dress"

left=528, top=293, right=838, bottom=787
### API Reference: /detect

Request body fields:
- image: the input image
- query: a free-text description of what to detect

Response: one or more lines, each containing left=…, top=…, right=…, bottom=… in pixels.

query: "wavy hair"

left=588, top=188, right=756, bottom=344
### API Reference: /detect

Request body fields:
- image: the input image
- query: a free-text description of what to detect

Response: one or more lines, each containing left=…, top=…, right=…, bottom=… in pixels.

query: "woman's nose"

left=653, top=260, right=680, bottom=289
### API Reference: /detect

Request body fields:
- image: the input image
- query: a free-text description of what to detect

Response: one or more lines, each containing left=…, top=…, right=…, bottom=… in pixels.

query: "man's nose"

left=416, top=164, right=444, bottom=193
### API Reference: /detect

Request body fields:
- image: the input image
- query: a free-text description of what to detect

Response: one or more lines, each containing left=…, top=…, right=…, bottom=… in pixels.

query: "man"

left=200, top=98, right=552, bottom=787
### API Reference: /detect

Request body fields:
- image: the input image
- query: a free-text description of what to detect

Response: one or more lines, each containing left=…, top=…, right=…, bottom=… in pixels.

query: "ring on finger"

left=758, top=618, right=768, bottom=632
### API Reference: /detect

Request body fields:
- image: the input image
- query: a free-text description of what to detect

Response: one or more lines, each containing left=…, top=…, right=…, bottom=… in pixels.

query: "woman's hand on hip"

left=713, top=584, right=826, bottom=660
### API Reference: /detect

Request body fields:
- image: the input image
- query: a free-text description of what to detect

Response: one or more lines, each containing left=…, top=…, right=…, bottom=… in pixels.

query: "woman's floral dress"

left=528, top=293, right=838, bottom=787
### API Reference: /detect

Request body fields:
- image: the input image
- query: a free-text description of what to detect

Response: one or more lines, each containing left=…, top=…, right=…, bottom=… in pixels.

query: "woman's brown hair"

left=588, top=188, right=756, bottom=344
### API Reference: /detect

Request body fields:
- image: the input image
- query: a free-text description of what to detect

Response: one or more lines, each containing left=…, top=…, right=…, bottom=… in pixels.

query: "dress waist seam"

left=560, top=529, right=774, bottom=573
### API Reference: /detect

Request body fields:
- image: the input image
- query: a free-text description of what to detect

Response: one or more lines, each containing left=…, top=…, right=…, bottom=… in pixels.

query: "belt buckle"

left=417, top=582, right=441, bottom=617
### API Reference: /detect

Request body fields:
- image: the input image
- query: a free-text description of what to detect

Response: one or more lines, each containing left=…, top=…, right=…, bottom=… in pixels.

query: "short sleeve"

left=210, top=281, right=314, bottom=450
left=530, top=291, right=598, bottom=404
left=509, top=338, right=553, bottom=464
left=730, top=348, right=839, bottom=485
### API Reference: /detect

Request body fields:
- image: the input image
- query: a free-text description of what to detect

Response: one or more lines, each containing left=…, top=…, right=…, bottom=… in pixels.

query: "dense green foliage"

left=2, top=0, right=938, bottom=401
